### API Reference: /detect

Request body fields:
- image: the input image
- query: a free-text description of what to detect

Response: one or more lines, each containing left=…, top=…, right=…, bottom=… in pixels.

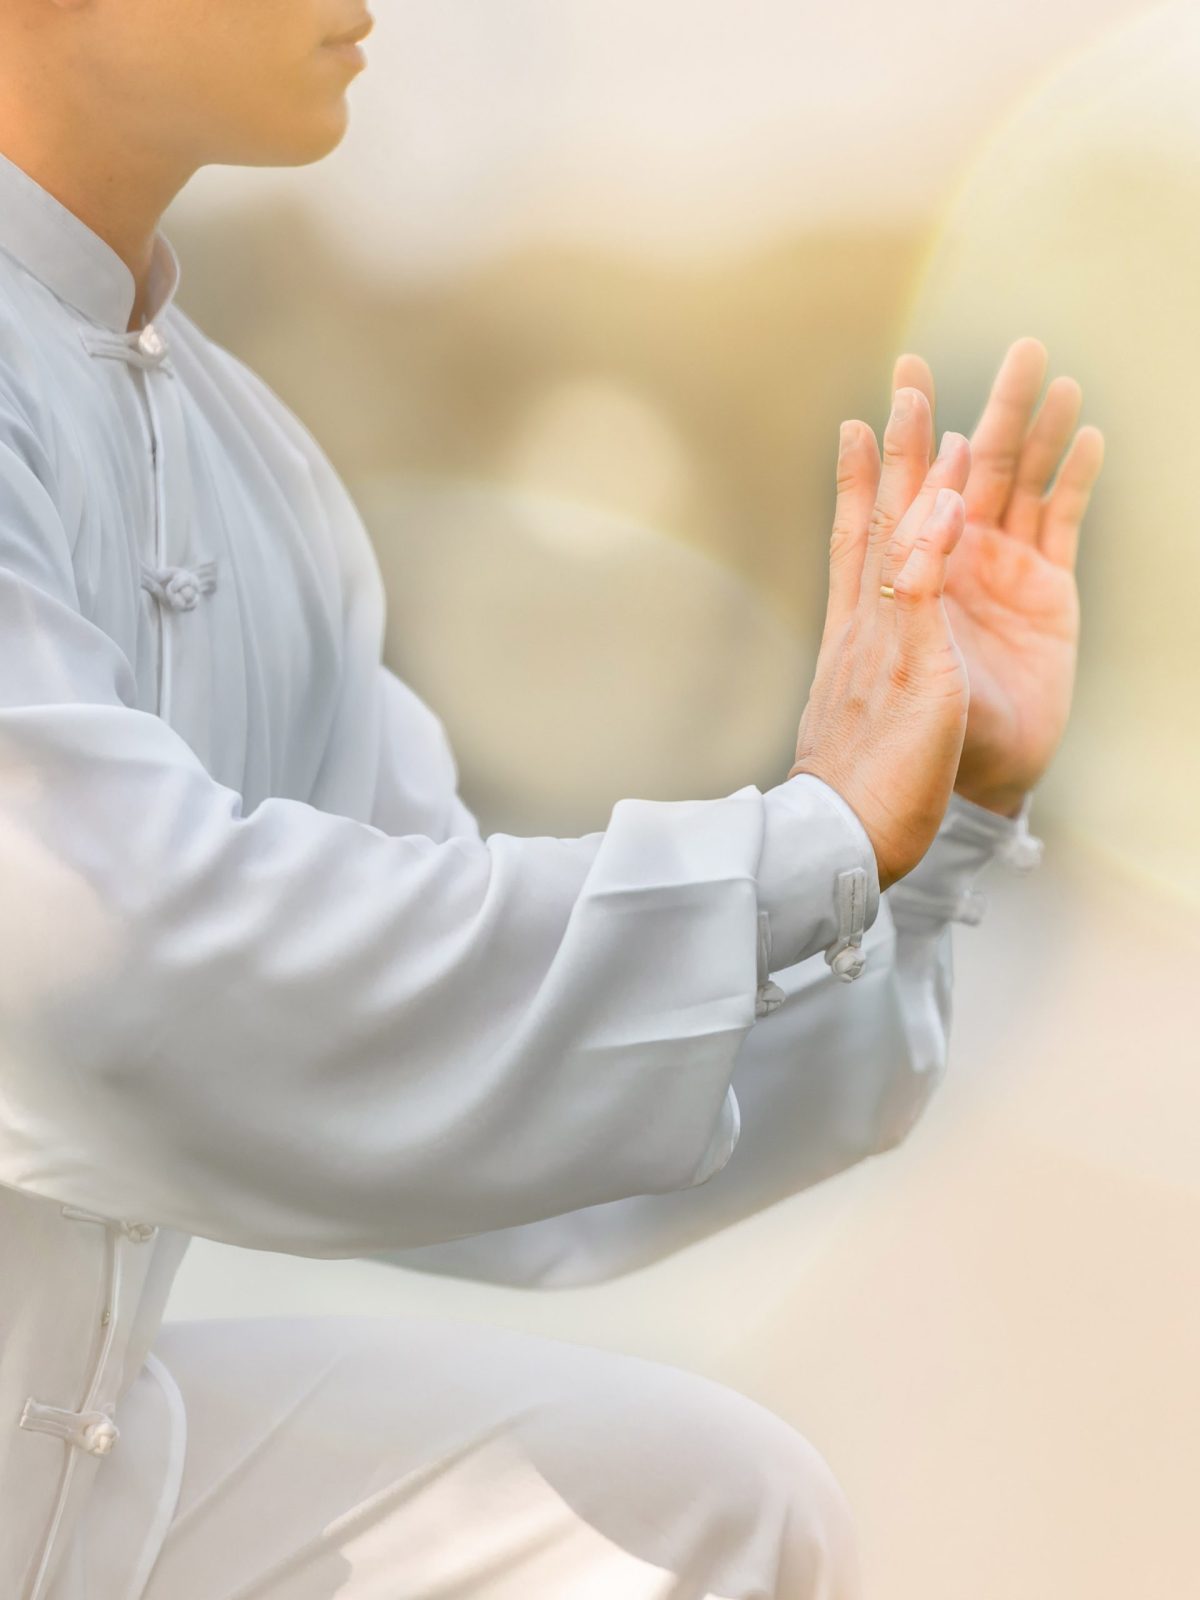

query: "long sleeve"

left=0, top=402, right=874, bottom=1261
left=379, top=775, right=1042, bottom=1287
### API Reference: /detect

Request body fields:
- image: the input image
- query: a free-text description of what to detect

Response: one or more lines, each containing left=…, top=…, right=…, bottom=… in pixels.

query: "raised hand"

left=788, top=389, right=972, bottom=891
left=891, top=338, right=1105, bottom=816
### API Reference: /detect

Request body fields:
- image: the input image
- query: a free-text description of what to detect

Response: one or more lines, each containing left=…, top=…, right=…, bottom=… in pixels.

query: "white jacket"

left=0, top=148, right=1042, bottom=1599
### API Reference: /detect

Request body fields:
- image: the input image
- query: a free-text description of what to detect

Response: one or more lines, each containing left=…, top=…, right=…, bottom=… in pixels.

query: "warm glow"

left=904, top=0, right=1200, bottom=907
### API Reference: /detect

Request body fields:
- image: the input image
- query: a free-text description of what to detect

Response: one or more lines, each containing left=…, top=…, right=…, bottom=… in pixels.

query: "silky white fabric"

left=61, top=1315, right=864, bottom=1600
left=0, top=143, right=1040, bottom=1600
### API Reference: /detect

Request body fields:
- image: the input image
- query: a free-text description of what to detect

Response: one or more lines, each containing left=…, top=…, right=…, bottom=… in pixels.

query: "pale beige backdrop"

left=164, top=3, right=1198, bottom=1596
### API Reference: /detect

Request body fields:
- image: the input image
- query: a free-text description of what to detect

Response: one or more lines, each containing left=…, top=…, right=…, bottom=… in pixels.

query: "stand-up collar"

left=0, top=148, right=181, bottom=334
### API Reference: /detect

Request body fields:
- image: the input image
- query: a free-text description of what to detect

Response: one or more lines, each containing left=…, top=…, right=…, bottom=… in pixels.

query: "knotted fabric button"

left=81, top=1417, right=120, bottom=1457
left=137, top=322, right=168, bottom=360
left=954, top=887, right=988, bottom=925
left=141, top=559, right=218, bottom=612
left=830, top=945, right=867, bottom=982
left=997, top=831, right=1044, bottom=872
left=755, top=979, right=786, bottom=1018
left=122, top=1221, right=158, bottom=1243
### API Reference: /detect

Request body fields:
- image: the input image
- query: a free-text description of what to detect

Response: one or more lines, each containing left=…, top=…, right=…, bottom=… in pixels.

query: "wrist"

left=952, top=781, right=1028, bottom=819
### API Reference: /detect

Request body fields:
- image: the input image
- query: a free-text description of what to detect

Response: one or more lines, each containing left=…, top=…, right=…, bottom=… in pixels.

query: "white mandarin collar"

left=0, top=148, right=181, bottom=335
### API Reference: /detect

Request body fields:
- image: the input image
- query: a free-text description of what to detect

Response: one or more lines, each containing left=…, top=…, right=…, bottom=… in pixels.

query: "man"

left=0, top=3, right=1103, bottom=1599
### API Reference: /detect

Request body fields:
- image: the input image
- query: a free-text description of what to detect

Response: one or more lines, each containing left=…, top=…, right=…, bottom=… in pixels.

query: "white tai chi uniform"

left=0, top=147, right=1043, bottom=1600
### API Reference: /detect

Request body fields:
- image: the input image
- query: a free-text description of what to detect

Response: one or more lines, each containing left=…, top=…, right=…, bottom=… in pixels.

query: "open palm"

left=892, top=339, right=1105, bottom=816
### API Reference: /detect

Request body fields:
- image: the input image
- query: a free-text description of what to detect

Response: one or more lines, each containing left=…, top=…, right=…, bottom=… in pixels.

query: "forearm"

left=2, top=712, right=765, bottom=1255
left=380, top=790, right=1042, bottom=1287
left=0, top=416, right=781, bottom=1257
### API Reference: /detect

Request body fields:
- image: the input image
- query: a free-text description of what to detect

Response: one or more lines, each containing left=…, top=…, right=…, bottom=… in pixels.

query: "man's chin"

left=232, top=104, right=352, bottom=169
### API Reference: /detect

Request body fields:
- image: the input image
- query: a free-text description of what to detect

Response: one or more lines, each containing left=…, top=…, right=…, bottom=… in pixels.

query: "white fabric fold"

left=0, top=136, right=1042, bottom=1596
left=0, top=331, right=863, bottom=1260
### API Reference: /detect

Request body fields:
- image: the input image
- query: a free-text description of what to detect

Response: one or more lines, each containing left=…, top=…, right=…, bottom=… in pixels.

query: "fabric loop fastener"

left=78, top=325, right=175, bottom=375
left=824, top=866, right=869, bottom=983
left=754, top=911, right=786, bottom=1018
left=886, top=882, right=989, bottom=925
left=994, top=829, right=1045, bottom=872
left=19, top=1400, right=120, bottom=1458
left=942, top=792, right=1045, bottom=874
left=60, top=1204, right=159, bottom=1243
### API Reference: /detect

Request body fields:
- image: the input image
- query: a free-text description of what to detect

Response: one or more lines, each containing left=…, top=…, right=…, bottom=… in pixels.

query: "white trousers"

left=94, top=1316, right=861, bottom=1600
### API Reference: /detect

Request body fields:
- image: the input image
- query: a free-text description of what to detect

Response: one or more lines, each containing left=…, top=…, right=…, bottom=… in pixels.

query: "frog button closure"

left=19, top=1400, right=121, bottom=1458
left=121, top=1221, right=158, bottom=1243
left=824, top=866, right=869, bottom=983
left=137, top=322, right=168, bottom=361
left=140, top=558, right=218, bottom=612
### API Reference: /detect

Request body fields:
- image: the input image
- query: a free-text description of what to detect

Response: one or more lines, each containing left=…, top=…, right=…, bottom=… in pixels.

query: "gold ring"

left=879, top=583, right=896, bottom=600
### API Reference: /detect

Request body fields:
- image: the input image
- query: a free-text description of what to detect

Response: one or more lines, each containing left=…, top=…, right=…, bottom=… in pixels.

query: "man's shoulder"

left=0, top=254, right=55, bottom=409
left=0, top=280, right=65, bottom=487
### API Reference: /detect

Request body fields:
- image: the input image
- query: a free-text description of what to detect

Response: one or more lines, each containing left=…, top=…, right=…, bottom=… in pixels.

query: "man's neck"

left=0, top=105, right=192, bottom=332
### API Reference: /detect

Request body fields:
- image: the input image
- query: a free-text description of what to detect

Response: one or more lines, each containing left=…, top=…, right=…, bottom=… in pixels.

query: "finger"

left=966, top=336, right=1049, bottom=527
left=1039, top=425, right=1105, bottom=570
left=825, top=420, right=881, bottom=636
left=1004, top=375, right=1083, bottom=544
left=860, top=387, right=934, bottom=597
left=879, top=431, right=971, bottom=589
left=891, top=488, right=967, bottom=649
left=892, top=352, right=937, bottom=464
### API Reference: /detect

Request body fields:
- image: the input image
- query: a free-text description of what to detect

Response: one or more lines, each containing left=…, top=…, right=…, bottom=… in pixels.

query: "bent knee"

left=532, top=1353, right=861, bottom=1599
left=660, top=1374, right=859, bottom=1598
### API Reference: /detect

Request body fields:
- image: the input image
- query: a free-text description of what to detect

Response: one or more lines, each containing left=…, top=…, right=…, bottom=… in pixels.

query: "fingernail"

left=934, top=487, right=960, bottom=517
left=936, top=432, right=954, bottom=462
left=892, top=390, right=912, bottom=419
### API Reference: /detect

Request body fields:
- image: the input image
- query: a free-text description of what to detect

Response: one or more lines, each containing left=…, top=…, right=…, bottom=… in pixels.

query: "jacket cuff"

left=886, top=789, right=1044, bottom=931
left=754, top=773, right=881, bottom=991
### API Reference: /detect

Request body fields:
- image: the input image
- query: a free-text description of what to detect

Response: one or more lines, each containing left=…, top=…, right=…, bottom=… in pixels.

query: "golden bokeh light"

left=501, top=376, right=697, bottom=547
left=356, top=475, right=807, bottom=835
left=904, top=0, right=1200, bottom=906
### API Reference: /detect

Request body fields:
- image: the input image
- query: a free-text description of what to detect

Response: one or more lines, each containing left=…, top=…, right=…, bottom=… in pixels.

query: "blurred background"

left=164, top=2, right=1199, bottom=1595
